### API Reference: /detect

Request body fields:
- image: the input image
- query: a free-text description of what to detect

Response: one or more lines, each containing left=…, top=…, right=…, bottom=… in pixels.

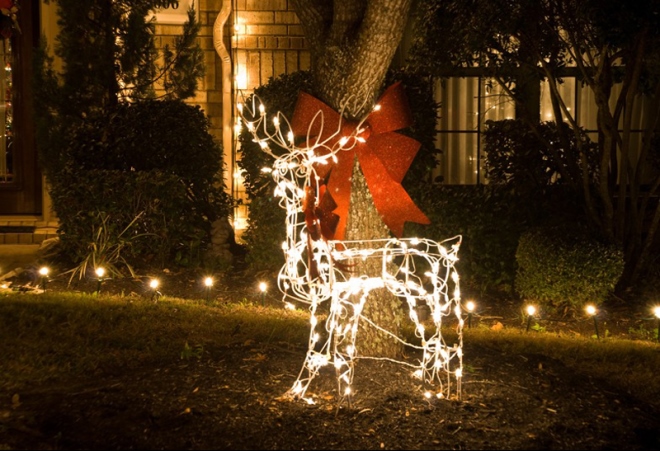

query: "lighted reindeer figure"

left=238, top=86, right=464, bottom=406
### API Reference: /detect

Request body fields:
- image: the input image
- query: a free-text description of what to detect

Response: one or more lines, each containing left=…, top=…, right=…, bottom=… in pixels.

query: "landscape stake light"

left=465, top=300, right=476, bottom=328
left=654, top=306, right=660, bottom=343
left=149, top=278, right=161, bottom=302
left=259, top=281, right=267, bottom=307
left=95, top=267, right=106, bottom=294
left=39, top=266, right=49, bottom=291
left=525, top=304, right=536, bottom=332
left=204, top=277, right=213, bottom=302
left=586, top=304, right=599, bottom=339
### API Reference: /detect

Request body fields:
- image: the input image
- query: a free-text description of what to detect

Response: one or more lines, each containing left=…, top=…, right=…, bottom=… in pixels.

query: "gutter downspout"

left=212, top=0, right=233, bottom=204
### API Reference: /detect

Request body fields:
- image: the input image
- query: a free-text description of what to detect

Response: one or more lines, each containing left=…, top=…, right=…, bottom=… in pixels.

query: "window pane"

left=436, top=132, right=479, bottom=184
left=437, top=77, right=479, bottom=131
left=540, top=78, right=575, bottom=122
left=435, top=77, right=513, bottom=185
left=482, top=80, right=514, bottom=123
left=0, top=40, right=12, bottom=183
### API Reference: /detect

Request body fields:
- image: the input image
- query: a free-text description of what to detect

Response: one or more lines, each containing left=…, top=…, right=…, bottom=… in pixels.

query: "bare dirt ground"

left=2, top=267, right=660, bottom=450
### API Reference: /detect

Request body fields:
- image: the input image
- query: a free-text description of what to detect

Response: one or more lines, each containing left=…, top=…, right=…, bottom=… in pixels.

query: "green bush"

left=483, top=119, right=599, bottom=192
left=408, top=185, right=529, bottom=299
left=515, top=225, right=624, bottom=315
left=48, top=100, right=232, bottom=273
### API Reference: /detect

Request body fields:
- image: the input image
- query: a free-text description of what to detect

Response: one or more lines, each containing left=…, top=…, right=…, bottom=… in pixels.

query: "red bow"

left=291, top=82, right=430, bottom=241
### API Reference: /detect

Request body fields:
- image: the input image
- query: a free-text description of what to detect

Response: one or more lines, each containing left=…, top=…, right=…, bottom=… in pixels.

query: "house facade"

left=0, top=1, right=651, bottom=244
left=0, top=0, right=309, bottom=244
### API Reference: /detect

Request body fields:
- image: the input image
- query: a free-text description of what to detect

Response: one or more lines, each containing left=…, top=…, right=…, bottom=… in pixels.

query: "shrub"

left=408, top=185, right=530, bottom=300
left=483, top=119, right=599, bottom=192
left=515, top=225, right=624, bottom=315
left=47, top=100, right=232, bottom=273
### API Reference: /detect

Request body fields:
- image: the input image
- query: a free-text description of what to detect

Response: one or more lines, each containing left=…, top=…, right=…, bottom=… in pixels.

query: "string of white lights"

left=237, top=93, right=464, bottom=405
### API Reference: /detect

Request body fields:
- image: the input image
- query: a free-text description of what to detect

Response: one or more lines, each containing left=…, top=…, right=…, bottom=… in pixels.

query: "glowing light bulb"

left=204, top=277, right=213, bottom=287
left=466, top=300, right=475, bottom=312
left=95, top=267, right=105, bottom=278
left=150, top=279, right=159, bottom=289
left=585, top=304, right=597, bottom=316
left=39, top=266, right=49, bottom=277
left=526, top=305, right=536, bottom=316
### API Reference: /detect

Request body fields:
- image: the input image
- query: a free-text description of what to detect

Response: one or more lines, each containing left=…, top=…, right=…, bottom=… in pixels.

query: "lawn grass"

left=2, top=291, right=660, bottom=410
left=0, top=292, right=310, bottom=390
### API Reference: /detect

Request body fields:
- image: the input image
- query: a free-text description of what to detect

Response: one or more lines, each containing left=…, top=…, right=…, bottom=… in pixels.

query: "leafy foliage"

left=33, top=2, right=227, bottom=274
left=408, top=185, right=529, bottom=300
left=48, top=101, right=231, bottom=272
left=61, top=211, right=150, bottom=285
left=237, top=71, right=314, bottom=272
left=34, top=0, right=205, bottom=174
left=483, top=119, right=599, bottom=190
left=408, top=0, right=660, bottom=290
left=515, top=224, right=625, bottom=315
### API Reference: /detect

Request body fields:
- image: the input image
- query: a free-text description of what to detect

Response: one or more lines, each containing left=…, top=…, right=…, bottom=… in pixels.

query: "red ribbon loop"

left=292, top=82, right=430, bottom=240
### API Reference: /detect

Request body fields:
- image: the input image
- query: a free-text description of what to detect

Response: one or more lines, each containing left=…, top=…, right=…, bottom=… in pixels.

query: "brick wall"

left=232, top=0, right=310, bottom=95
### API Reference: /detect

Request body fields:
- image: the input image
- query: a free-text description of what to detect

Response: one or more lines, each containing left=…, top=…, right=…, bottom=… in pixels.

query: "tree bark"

left=292, top=0, right=413, bottom=357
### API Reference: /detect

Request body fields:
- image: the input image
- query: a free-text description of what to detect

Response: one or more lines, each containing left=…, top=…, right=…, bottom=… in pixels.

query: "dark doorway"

left=0, top=1, right=41, bottom=215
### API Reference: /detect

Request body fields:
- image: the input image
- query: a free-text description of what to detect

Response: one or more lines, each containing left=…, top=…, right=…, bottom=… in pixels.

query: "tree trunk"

left=292, top=0, right=413, bottom=358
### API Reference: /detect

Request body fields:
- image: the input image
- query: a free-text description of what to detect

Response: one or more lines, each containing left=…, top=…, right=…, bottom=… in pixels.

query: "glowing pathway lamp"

left=204, top=277, right=214, bottom=302
left=95, top=267, right=106, bottom=294
left=149, top=278, right=161, bottom=302
left=259, top=282, right=267, bottom=307
left=586, top=304, right=599, bottom=339
left=38, top=266, right=49, bottom=291
left=654, top=306, right=660, bottom=343
left=525, top=304, right=536, bottom=333
left=465, top=300, right=476, bottom=328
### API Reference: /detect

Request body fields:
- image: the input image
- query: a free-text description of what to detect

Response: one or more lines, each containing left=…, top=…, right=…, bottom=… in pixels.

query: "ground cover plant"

left=1, top=271, right=660, bottom=450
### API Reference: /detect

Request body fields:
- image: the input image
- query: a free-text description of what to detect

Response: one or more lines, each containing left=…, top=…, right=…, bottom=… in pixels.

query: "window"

left=436, top=75, right=651, bottom=185
left=0, top=40, right=12, bottom=183
left=434, top=76, right=513, bottom=184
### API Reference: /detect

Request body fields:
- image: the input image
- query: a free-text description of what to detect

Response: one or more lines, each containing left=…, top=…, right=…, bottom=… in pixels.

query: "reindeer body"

left=239, top=95, right=464, bottom=405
